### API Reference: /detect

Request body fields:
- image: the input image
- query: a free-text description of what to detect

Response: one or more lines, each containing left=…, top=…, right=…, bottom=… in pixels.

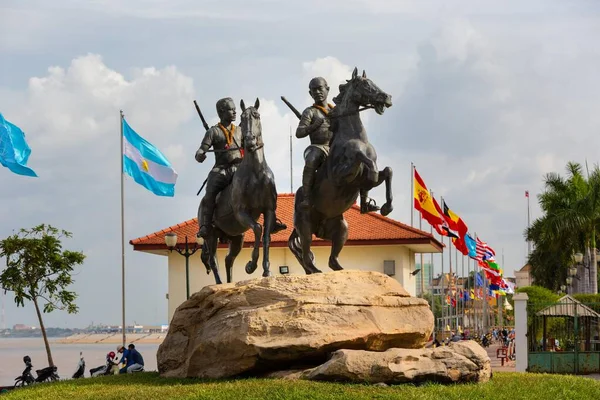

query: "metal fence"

left=527, top=299, right=600, bottom=374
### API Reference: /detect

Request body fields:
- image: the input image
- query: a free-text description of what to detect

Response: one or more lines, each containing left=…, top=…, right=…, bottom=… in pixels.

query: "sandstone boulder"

left=300, top=341, right=491, bottom=384
left=157, top=270, right=433, bottom=378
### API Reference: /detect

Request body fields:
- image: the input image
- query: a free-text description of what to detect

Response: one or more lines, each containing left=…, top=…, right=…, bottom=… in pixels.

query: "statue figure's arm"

left=195, top=128, right=213, bottom=163
left=295, top=108, right=322, bottom=139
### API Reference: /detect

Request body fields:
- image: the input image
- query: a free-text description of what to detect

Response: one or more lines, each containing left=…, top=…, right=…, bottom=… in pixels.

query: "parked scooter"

left=13, top=356, right=35, bottom=387
left=89, top=351, right=119, bottom=377
left=72, top=352, right=85, bottom=379
left=14, top=356, right=60, bottom=387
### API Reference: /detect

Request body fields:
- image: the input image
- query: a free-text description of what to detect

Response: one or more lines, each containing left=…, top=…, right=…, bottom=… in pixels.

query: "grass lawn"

left=2, top=372, right=599, bottom=400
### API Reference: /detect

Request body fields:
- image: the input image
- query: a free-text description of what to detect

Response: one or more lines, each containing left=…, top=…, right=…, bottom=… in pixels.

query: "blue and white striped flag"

left=122, top=117, right=177, bottom=197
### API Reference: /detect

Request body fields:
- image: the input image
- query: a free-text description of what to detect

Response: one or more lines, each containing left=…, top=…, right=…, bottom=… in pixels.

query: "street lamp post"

left=165, top=233, right=204, bottom=300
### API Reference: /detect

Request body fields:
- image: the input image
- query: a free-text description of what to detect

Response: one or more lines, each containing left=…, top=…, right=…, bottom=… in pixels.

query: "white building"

left=130, top=194, right=443, bottom=322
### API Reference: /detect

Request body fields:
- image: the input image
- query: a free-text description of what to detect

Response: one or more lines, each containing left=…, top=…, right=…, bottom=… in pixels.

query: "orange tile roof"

left=130, top=194, right=443, bottom=251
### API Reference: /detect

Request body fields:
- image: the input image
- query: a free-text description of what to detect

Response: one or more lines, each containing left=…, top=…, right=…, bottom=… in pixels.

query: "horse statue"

left=288, top=67, right=393, bottom=274
left=200, top=98, right=285, bottom=284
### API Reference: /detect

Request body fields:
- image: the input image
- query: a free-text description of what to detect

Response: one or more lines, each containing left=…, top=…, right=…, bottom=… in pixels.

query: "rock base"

left=300, top=341, right=491, bottom=384
left=158, top=270, right=434, bottom=379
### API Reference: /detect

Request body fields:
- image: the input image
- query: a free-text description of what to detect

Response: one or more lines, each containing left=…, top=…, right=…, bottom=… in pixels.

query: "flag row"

left=413, top=166, right=511, bottom=295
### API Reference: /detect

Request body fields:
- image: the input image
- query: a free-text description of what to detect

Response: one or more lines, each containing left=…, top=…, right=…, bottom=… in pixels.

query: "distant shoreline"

left=52, top=333, right=165, bottom=345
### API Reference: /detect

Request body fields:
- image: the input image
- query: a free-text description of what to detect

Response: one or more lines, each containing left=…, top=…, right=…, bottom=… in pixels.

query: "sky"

left=1, top=0, right=600, bottom=328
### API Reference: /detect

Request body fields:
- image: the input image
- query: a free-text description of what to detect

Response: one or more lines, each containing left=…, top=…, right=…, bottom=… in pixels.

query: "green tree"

left=0, top=224, right=85, bottom=367
left=526, top=162, right=600, bottom=293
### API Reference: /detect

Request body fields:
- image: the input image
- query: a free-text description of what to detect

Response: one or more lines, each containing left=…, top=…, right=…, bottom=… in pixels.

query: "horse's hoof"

left=328, top=259, right=344, bottom=271
left=381, top=203, right=393, bottom=216
left=262, top=270, right=271, bottom=278
left=245, top=261, right=258, bottom=274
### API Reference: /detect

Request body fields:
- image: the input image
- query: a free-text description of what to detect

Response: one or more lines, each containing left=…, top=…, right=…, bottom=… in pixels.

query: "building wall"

left=515, top=270, right=532, bottom=289
left=166, top=244, right=416, bottom=323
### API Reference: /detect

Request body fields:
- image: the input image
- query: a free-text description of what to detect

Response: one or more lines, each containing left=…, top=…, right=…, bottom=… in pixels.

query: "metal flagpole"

left=462, top=253, right=465, bottom=332
left=289, top=126, right=293, bottom=193
left=410, top=162, right=414, bottom=227
left=526, top=190, right=531, bottom=257
left=419, top=216, right=424, bottom=297
left=120, top=110, right=126, bottom=347
left=430, top=223, right=435, bottom=339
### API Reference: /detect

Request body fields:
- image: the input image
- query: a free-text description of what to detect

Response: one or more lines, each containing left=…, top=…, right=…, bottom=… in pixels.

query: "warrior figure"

left=196, top=97, right=284, bottom=238
left=295, top=77, right=380, bottom=213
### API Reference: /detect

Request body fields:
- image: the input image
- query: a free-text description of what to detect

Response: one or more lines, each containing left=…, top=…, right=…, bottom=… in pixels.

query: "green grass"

left=2, top=372, right=600, bottom=400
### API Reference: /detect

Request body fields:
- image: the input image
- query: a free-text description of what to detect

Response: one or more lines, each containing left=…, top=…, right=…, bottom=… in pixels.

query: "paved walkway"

left=486, top=342, right=515, bottom=372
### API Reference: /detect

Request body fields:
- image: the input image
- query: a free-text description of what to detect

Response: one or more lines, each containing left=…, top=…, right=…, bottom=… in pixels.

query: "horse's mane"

left=330, top=80, right=354, bottom=118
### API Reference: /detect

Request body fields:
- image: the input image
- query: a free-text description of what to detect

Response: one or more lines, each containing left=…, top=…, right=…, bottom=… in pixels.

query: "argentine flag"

left=122, top=118, right=177, bottom=197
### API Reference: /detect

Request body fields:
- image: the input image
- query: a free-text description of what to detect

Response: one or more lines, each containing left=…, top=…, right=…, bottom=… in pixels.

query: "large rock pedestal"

left=158, top=270, right=434, bottom=378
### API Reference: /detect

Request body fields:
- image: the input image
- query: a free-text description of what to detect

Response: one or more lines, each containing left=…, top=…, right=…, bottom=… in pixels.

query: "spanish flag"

left=414, top=168, right=444, bottom=229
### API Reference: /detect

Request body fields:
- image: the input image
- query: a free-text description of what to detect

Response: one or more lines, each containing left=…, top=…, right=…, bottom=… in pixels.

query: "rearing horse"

left=200, top=98, right=284, bottom=284
left=288, top=67, right=393, bottom=274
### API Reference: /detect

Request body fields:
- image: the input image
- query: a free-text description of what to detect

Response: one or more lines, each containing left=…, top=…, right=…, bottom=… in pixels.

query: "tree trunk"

left=33, top=297, right=54, bottom=367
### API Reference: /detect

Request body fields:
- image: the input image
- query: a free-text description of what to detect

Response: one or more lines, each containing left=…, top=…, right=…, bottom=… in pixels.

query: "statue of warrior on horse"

left=193, top=66, right=393, bottom=284
left=194, top=97, right=286, bottom=284
left=284, top=67, right=393, bottom=274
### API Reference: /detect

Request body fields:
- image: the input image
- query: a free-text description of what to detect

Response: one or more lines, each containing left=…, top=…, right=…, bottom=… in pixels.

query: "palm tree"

left=526, top=162, right=600, bottom=294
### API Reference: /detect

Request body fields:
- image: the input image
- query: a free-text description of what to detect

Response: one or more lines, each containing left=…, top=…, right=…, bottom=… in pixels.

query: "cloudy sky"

left=1, top=1, right=599, bottom=328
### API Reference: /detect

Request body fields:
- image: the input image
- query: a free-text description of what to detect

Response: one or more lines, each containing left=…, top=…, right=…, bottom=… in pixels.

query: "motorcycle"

left=13, top=356, right=35, bottom=388
left=14, top=356, right=60, bottom=387
left=72, top=352, right=85, bottom=379
left=89, top=351, right=119, bottom=377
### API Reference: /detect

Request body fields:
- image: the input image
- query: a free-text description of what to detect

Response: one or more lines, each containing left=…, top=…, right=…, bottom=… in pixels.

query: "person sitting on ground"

left=117, top=344, right=131, bottom=374
left=125, top=343, right=144, bottom=373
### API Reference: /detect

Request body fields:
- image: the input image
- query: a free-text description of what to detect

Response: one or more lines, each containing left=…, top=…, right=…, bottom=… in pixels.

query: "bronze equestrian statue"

left=287, top=67, right=393, bottom=274
left=195, top=98, right=285, bottom=284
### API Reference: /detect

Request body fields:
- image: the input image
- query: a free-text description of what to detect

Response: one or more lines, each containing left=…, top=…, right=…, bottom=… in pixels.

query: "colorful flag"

left=432, top=197, right=459, bottom=238
left=442, top=199, right=468, bottom=237
left=413, top=168, right=445, bottom=229
left=0, top=113, right=37, bottom=177
left=525, top=190, right=529, bottom=198
left=476, top=237, right=496, bottom=261
left=464, top=234, right=477, bottom=258
left=475, top=272, right=484, bottom=287
left=122, top=117, right=178, bottom=197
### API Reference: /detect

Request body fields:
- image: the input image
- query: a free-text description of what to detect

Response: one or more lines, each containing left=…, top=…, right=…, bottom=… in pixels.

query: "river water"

left=0, top=338, right=159, bottom=386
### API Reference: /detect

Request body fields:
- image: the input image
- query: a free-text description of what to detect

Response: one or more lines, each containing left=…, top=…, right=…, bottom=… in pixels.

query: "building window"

left=383, top=260, right=395, bottom=276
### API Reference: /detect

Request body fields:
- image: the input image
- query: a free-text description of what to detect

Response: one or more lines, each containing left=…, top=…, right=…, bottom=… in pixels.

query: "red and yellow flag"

left=414, top=168, right=444, bottom=228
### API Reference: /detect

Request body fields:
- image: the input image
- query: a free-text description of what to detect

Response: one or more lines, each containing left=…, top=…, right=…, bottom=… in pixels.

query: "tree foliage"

left=0, top=224, right=85, bottom=366
left=526, top=162, right=600, bottom=292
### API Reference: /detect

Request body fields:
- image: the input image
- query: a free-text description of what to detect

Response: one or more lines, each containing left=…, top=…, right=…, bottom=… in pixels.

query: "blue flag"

left=0, top=113, right=37, bottom=177
left=475, top=272, right=484, bottom=287
left=464, top=234, right=477, bottom=259
left=122, top=117, right=178, bottom=197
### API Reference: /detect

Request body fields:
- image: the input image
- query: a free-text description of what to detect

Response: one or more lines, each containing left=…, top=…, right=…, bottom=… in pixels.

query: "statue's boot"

left=272, top=219, right=287, bottom=234
left=299, top=166, right=315, bottom=210
left=360, top=193, right=380, bottom=214
left=198, top=199, right=215, bottom=238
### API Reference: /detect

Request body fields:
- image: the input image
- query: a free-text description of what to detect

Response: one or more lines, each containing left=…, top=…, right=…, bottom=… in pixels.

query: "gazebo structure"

left=528, top=295, right=600, bottom=374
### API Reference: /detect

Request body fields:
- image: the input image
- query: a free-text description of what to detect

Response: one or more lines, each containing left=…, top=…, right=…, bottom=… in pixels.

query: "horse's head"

left=240, top=98, right=263, bottom=152
left=332, top=67, right=392, bottom=115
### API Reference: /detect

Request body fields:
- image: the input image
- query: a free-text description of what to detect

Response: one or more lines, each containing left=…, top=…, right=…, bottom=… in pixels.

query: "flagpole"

left=120, top=110, right=126, bottom=347
left=461, top=253, right=465, bottom=333
left=442, top=196, right=453, bottom=332
left=419, top=216, right=424, bottom=297
left=289, top=126, right=293, bottom=193
left=430, top=223, right=435, bottom=340
left=526, top=190, right=531, bottom=257
left=410, top=162, right=414, bottom=227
